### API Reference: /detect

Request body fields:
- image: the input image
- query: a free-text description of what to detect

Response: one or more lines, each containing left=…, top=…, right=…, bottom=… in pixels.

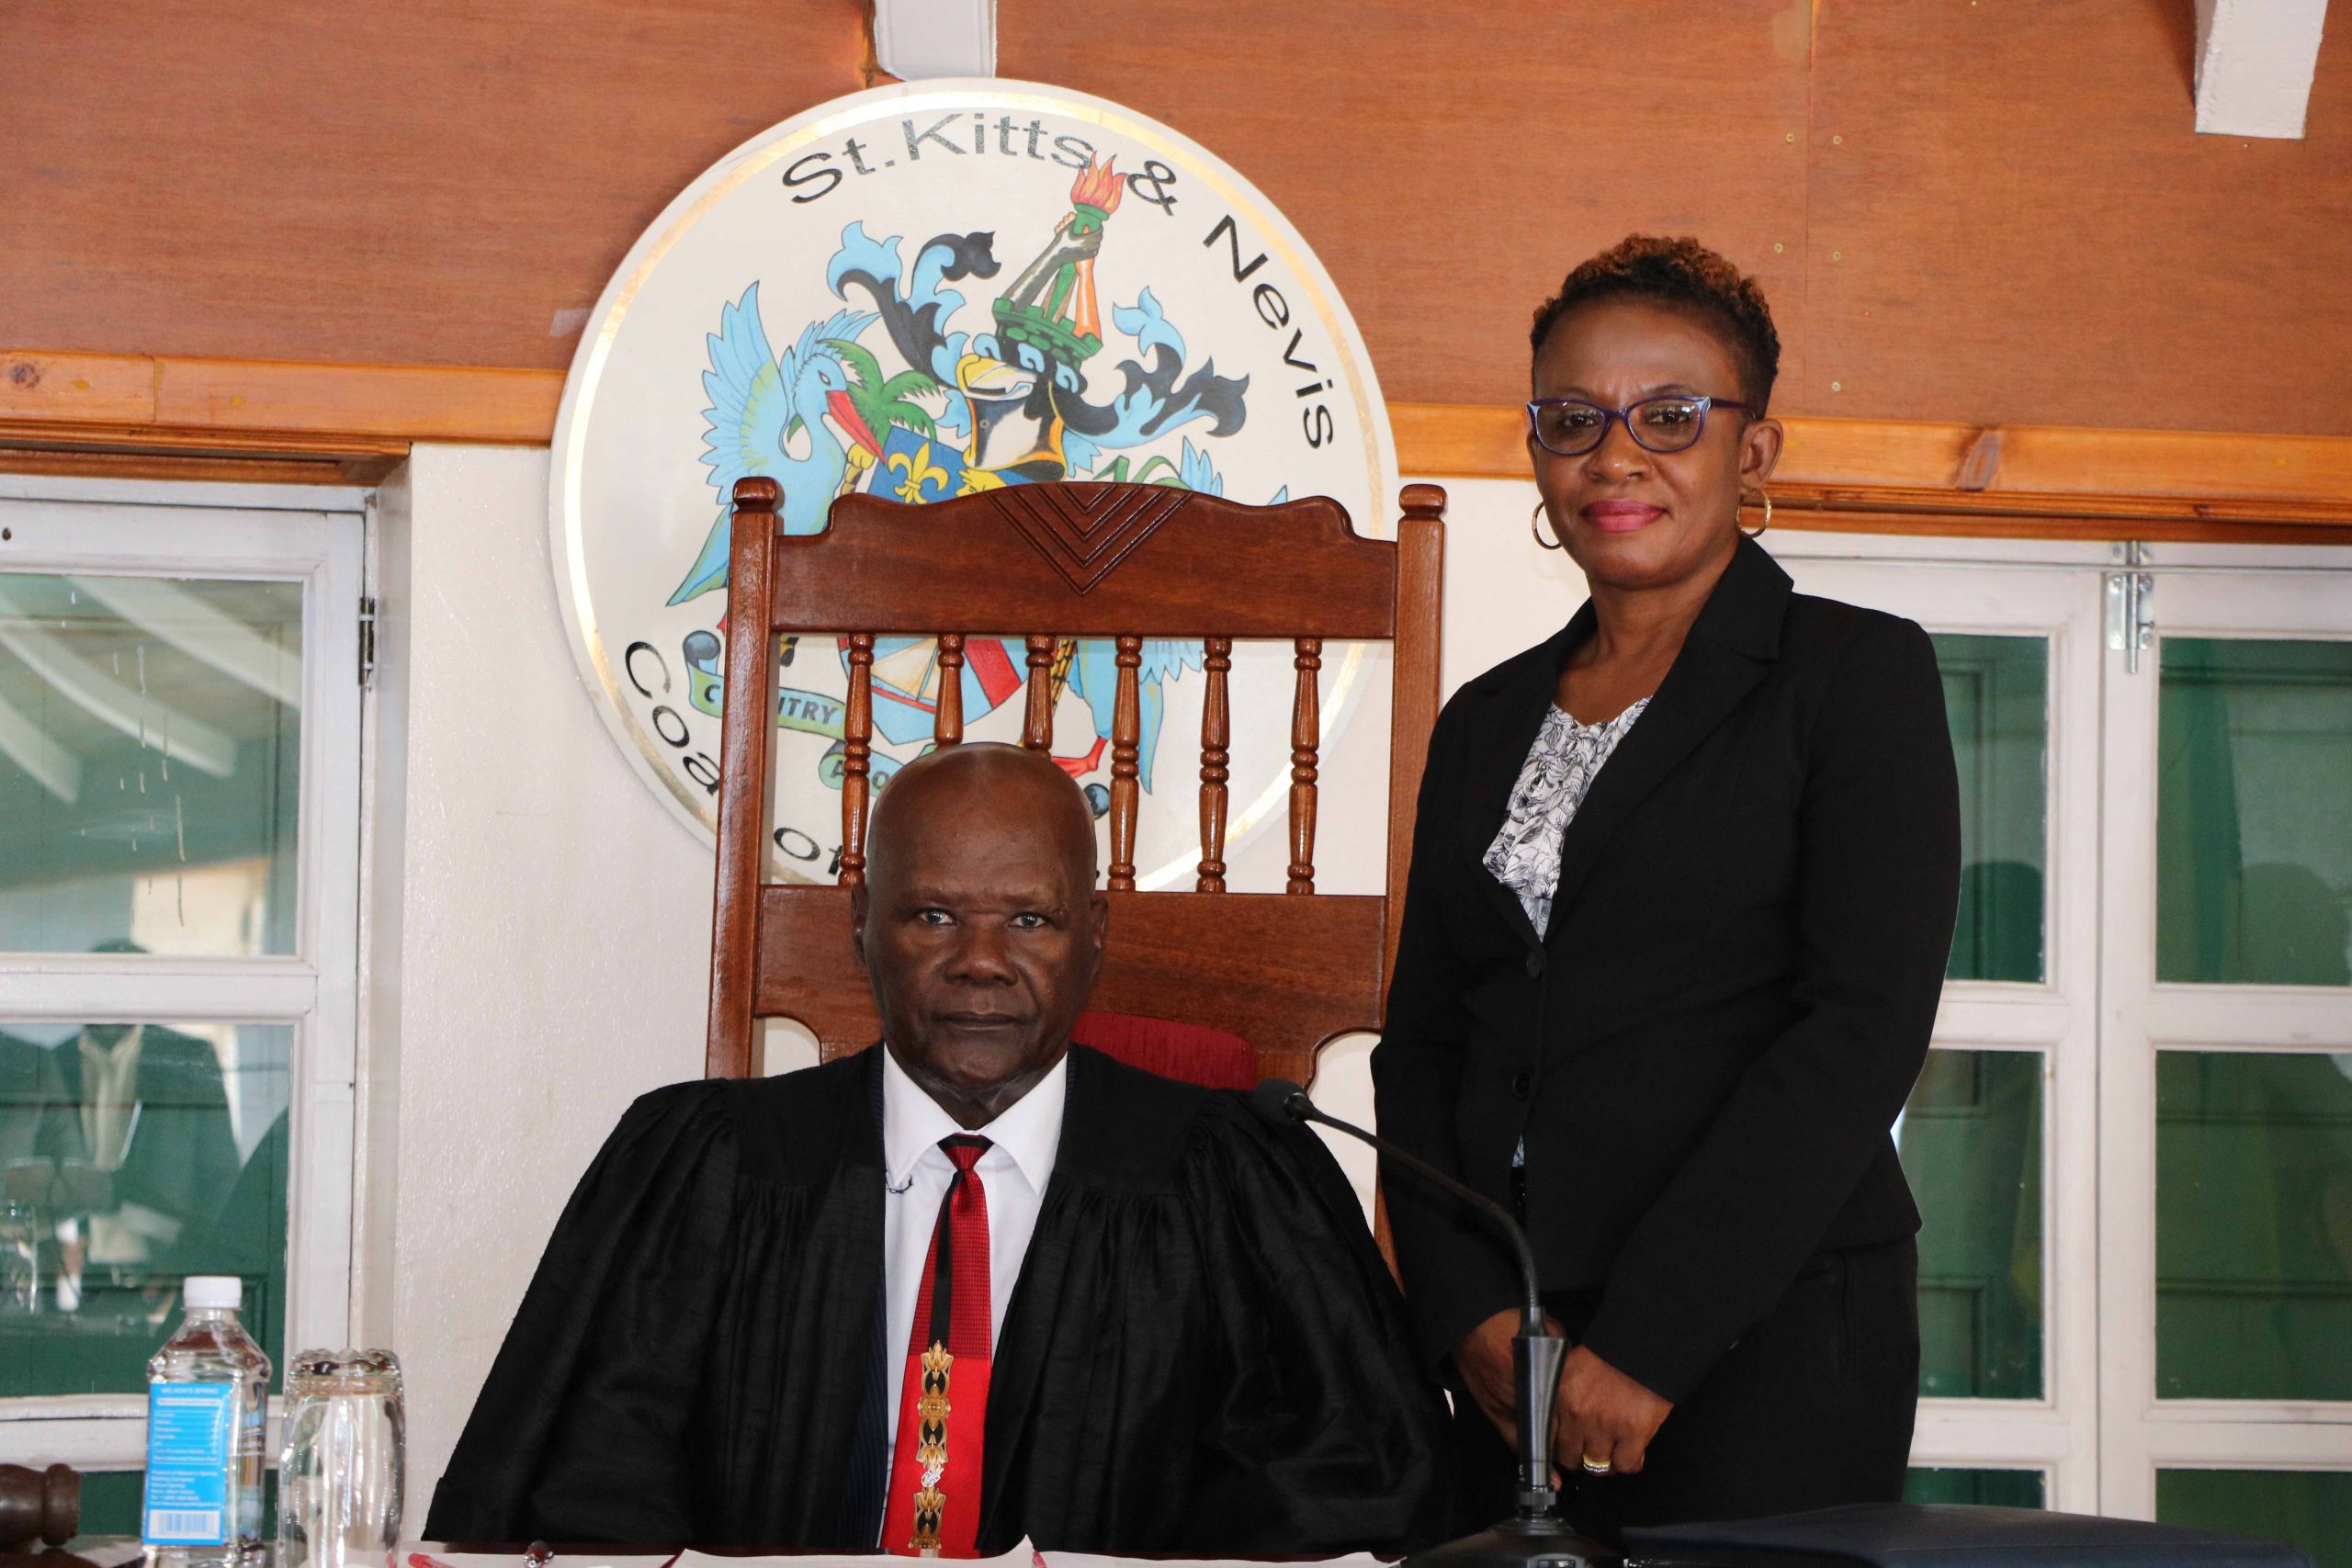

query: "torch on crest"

left=994, top=155, right=1128, bottom=368
left=1069, top=154, right=1125, bottom=218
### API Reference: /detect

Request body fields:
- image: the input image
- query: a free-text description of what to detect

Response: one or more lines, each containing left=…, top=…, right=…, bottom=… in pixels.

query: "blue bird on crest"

left=668, top=285, right=879, bottom=605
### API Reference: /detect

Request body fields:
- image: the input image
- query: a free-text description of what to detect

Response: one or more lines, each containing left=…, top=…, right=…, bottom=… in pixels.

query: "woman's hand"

left=1553, top=1345, right=1672, bottom=1476
left=1453, top=1307, right=1529, bottom=1441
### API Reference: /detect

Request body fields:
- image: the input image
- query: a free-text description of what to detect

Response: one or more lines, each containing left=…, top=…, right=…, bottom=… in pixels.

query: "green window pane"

left=0, top=572, right=303, bottom=957
left=2159, top=1470, right=2352, bottom=1568
left=0, top=1021, right=288, bottom=1396
left=73, top=1471, right=146, bottom=1537
left=1933, top=634, right=2048, bottom=983
left=2156, top=1051, right=2352, bottom=1400
left=2158, top=637, right=2352, bottom=986
left=1899, top=1048, right=2044, bottom=1397
left=1905, top=1468, right=2046, bottom=1508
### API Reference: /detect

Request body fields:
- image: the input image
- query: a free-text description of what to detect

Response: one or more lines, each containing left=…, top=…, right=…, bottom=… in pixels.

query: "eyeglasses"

left=1526, top=394, right=1755, bottom=457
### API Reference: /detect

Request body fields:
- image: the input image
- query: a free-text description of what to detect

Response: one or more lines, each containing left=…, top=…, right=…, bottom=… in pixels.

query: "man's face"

left=854, top=766, right=1107, bottom=1126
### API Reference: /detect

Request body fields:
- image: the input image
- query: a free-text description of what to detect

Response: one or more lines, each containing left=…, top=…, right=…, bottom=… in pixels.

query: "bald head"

left=854, top=743, right=1108, bottom=1129
left=865, top=742, right=1097, bottom=891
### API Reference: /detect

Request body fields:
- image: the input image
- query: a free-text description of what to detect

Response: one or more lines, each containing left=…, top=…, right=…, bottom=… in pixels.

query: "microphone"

left=1252, top=1080, right=1542, bottom=1333
left=1252, top=1079, right=1611, bottom=1568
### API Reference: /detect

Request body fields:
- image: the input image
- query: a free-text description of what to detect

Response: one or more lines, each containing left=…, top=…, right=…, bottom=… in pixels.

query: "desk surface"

left=37, top=1541, right=1386, bottom=1568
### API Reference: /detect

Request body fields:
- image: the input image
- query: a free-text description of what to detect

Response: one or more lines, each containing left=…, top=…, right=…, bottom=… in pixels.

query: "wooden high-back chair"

left=704, top=477, right=1445, bottom=1087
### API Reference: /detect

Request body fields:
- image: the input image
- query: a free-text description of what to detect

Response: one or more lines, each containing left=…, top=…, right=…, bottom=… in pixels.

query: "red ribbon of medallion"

left=882, top=1134, right=993, bottom=1557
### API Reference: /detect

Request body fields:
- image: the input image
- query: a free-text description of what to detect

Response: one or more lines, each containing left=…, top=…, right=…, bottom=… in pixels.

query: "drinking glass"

left=277, top=1349, right=404, bottom=1568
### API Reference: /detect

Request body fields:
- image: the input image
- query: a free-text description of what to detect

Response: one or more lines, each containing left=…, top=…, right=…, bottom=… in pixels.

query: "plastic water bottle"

left=143, top=1276, right=271, bottom=1568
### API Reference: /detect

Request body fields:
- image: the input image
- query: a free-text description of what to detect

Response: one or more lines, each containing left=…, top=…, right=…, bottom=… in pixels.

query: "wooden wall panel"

left=0, top=0, right=866, bottom=370
left=998, top=0, right=1816, bottom=413
left=1002, top=0, right=2352, bottom=435
left=1803, top=3, right=2352, bottom=434
left=9, top=2, right=2351, bottom=437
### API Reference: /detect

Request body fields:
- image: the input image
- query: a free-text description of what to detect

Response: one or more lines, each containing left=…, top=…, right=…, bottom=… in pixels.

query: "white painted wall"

left=367, top=444, right=1584, bottom=1501
left=369, top=446, right=721, bottom=1499
left=1297, top=482, right=1588, bottom=1213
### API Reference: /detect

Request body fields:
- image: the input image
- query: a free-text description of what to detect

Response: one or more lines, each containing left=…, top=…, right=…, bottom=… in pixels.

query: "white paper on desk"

left=675, top=1542, right=1043, bottom=1568
left=65, top=1541, right=145, bottom=1568
left=1043, top=1555, right=1390, bottom=1568
left=402, top=1547, right=644, bottom=1568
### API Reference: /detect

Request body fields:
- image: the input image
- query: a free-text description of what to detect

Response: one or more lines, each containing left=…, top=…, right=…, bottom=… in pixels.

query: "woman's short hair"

left=1530, top=235, right=1781, bottom=414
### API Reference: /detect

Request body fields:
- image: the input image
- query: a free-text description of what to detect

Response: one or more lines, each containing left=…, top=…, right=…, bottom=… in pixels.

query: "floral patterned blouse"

left=1481, top=697, right=1650, bottom=938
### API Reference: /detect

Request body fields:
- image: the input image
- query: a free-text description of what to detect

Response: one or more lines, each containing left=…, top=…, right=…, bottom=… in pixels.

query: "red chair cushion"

left=1073, top=1010, right=1258, bottom=1090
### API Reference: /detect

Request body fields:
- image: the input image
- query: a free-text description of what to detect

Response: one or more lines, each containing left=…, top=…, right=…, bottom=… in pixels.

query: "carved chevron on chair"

left=984, top=482, right=1193, bottom=593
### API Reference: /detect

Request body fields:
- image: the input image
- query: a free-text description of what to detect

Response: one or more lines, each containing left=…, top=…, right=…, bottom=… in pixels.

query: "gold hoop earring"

left=1741, top=488, right=1772, bottom=538
left=1531, top=500, right=1564, bottom=551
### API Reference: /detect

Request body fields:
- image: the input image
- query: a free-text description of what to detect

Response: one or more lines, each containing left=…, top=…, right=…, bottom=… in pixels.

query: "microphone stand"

left=1251, top=1083, right=1617, bottom=1568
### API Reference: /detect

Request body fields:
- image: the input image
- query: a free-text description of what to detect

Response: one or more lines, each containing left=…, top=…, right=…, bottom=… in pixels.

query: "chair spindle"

left=1196, top=637, right=1233, bottom=893
left=1108, top=635, right=1143, bottom=890
left=841, top=632, right=876, bottom=886
left=933, top=634, right=965, bottom=746
left=1023, top=635, right=1057, bottom=750
left=1287, top=636, right=1322, bottom=894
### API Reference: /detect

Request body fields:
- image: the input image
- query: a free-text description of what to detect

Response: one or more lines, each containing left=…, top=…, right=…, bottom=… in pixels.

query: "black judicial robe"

left=424, top=1044, right=1451, bottom=1554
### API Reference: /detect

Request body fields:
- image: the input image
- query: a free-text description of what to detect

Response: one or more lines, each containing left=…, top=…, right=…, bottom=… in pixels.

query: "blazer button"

left=1524, top=950, right=1545, bottom=980
left=1511, top=1070, right=1533, bottom=1100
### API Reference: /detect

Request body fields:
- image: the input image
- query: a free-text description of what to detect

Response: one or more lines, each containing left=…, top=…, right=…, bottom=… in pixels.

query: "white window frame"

left=2093, top=545, right=2352, bottom=1517
left=0, top=475, right=368, bottom=1470
left=1773, top=529, right=2352, bottom=1521
left=1780, top=536, right=2109, bottom=1512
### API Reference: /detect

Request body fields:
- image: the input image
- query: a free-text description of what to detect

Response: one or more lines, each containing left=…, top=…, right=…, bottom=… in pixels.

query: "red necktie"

left=883, top=1134, right=993, bottom=1557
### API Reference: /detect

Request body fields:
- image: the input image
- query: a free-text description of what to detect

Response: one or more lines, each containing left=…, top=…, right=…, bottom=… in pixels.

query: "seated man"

left=425, top=743, right=1449, bottom=1555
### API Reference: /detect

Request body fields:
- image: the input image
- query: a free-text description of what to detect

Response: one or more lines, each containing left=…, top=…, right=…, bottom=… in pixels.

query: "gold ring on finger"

left=1580, top=1454, right=1613, bottom=1474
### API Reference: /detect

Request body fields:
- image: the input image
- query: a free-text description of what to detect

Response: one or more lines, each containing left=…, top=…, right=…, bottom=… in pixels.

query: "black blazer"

left=1371, top=538, right=1961, bottom=1404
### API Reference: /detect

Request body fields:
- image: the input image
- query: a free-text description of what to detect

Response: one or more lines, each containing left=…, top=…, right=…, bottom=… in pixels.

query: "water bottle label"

left=143, top=1381, right=235, bottom=1546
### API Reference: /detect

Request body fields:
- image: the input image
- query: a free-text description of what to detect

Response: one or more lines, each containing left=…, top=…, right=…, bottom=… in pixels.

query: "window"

left=2107, top=563, right=2352, bottom=1563
left=0, top=478, right=364, bottom=1526
left=1784, top=536, right=2352, bottom=1563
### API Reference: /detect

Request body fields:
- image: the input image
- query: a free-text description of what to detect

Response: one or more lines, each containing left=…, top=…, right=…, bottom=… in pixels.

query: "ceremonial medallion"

left=553, top=81, right=1395, bottom=885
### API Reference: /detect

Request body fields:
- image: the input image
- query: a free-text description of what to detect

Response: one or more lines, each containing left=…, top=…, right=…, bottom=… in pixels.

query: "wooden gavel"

left=0, top=1464, right=79, bottom=1551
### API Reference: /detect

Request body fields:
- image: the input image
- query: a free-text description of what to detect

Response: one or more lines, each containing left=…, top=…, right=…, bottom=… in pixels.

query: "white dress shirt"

left=880, top=1045, right=1067, bottom=1453
left=77, top=1023, right=145, bottom=1171
left=77, top=1024, right=178, bottom=1266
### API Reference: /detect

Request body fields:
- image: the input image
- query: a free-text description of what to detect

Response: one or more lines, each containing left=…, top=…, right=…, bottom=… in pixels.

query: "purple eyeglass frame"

left=1525, top=393, right=1756, bottom=457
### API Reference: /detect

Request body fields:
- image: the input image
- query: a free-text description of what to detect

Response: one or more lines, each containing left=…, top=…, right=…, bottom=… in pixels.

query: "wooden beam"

left=0, top=446, right=401, bottom=487
left=4, top=349, right=2350, bottom=531
left=152, top=357, right=560, bottom=442
left=0, top=353, right=156, bottom=425
left=1391, top=404, right=2352, bottom=508
left=1754, top=490, right=2352, bottom=547
left=0, top=349, right=558, bottom=444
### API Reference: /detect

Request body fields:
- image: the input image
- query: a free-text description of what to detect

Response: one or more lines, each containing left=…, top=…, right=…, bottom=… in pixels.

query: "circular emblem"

left=552, top=80, right=1396, bottom=886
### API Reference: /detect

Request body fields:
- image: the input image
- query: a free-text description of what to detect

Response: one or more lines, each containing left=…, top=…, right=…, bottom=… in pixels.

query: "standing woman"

left=1373, top=236, right=1961, bottom=1539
